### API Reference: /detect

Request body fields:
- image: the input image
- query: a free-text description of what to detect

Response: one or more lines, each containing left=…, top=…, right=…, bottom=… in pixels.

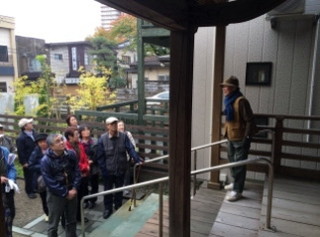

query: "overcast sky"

left=0, top=0, right=102, bottom=43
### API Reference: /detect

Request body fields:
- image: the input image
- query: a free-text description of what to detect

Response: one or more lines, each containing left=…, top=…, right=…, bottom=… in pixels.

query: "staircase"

left=88, top=193, right=168, bottom=237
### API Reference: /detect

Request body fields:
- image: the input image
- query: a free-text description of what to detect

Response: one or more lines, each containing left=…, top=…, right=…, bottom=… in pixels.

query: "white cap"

left=18, top=118, right=33, bottom=128
left=105, top=117, right=118, bottom=125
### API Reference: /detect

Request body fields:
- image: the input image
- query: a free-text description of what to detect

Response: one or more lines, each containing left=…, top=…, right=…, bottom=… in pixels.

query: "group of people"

left=0, top=114, right=143, bottom=237
left=0, top=75, right=256, bottom=236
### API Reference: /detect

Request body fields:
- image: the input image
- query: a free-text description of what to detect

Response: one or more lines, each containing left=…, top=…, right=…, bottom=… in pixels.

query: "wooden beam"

left=169, top=28, right=196, bottom=237
left=191, top=0, right=288, bottom=26
left=97, top=0, right=188, bottom=30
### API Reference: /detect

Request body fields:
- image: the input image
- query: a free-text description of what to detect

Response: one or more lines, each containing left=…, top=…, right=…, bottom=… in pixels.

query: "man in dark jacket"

left=97, top=116, right=143, bottom=219
left=41, top=134, right=81, bottom=237
left=16, top=118, right=37, bottom=199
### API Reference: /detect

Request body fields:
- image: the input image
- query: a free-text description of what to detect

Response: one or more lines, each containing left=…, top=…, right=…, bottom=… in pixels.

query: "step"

left=258, top=177, right=320, bottom=237
left=89, top=193, right=167, bottom=237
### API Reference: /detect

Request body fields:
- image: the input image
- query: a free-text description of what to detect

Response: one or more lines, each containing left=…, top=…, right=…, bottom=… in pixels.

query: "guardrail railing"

left=80, top=156, right=274, bottom=236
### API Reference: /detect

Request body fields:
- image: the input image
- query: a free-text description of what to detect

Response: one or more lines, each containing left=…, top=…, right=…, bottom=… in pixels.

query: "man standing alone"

left=16, top=118, right=37, bottom=199
left=97, top=117, right=143, bottom=219
left=221, top=76, right=256, bottom=202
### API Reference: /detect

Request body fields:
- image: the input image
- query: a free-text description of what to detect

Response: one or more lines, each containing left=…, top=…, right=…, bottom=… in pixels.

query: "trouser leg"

left=47, top=192, right=66, bottom=237
left=114, top=175, right=125, bottom=210
left=89, top=173, right=99, bottom=204
left=77, top=176, right=89, bottom=220
left=227, top=139, right=251, bottom=193
left=64, top=196, right=78, bottom=237
left=40, top=191, right=49, bottom=215
left=103, top=175, right=115, bottom=211
left=23, top=167, right=35, bottom=194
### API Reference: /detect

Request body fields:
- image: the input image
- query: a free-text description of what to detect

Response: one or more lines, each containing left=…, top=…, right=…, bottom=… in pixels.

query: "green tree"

left=67, top=67, right=116, bottom=111
left=13, top=55, right=57, bottom=117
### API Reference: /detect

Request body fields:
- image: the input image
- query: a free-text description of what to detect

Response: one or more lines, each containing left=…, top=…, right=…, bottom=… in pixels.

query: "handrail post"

left=266, top=160, right=274, bottom=229
left=81, top=198, right=85, bottom=237
left=273, top=116, right=284, bottom=173
left=193, top=150, right=197, bottom=197
left=159, top=182, right=163, bottom=237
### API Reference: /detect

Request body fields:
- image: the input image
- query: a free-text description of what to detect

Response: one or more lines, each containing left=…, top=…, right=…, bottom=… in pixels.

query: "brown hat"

left=220, top=76, right=239, bottom=88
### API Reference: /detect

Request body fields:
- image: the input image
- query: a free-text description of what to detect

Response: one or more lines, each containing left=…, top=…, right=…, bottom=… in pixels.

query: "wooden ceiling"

left=97, top=0, right=288, bottom=30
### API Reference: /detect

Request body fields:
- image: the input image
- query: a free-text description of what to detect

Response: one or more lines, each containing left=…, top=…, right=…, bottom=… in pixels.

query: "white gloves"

left=5, top=179, right=20, bottom=193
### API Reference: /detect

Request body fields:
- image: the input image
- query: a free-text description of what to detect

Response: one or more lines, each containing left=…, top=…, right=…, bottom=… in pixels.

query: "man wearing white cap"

left=16, top=118, right=38, bottom=199
left=97, top=116, right=143, bottom=219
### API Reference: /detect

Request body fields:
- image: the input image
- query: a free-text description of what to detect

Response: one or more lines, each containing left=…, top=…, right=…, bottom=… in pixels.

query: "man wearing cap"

left=97, top=116, right=143, bottom=219
left=16, top=118, right=38, bottom=199
left=221, top=76, right=257, bottom=201
left=0, top=123, right=16, bottom=153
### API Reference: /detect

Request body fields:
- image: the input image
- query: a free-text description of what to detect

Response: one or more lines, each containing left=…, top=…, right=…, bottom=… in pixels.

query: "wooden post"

left=169, top=28, right=195, bottom=237
left=273, top=116, right=284, bottom=174
left=208, top=25, right=226, bottom=189
left=137, top=18, right=145, bottom=126
left=0, top=191, right=6, bottom=237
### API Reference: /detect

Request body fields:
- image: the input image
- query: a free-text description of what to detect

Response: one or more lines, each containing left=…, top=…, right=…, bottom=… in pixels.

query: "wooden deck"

left=135, top=182, right=226, bottom=237
left=135, top=177, right=320, bottom=237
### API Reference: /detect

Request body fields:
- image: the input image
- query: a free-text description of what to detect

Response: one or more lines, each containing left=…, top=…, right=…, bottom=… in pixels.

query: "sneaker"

left=28, top=193, right=37, bottom=199
left=226, top=191, right=242, bottom=202
left=44, top=215, right=49, bottom=222
left=224, top=183, right=234, bottom=191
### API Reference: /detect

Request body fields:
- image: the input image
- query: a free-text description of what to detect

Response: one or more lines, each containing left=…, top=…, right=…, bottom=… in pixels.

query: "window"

left=121, top=55, right=131, bottom=64
left=54, top=54, right=63, bottom=60
left=0, top=46, right=9, bottom=62
left=0, top=82, right=7, bottom=92
left=158, top=75, right=170, bottom=81
left=246, top=62, right=272, bottom=86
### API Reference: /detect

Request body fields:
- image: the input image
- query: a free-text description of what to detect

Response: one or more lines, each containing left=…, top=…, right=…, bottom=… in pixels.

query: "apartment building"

left=0, top=15, right=18, bottom=93
left=101, top=5, right=122, bottom=30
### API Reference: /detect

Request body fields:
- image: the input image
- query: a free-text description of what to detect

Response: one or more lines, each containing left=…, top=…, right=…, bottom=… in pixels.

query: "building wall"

left=49, top=46, right=70, bottom=83
left=224, top=15, right=319, bottom=176
left=0, top=15, right=17, bottom=93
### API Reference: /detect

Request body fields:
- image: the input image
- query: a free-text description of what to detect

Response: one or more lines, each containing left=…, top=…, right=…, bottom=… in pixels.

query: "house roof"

left=45, top=41, right=91, bottom=47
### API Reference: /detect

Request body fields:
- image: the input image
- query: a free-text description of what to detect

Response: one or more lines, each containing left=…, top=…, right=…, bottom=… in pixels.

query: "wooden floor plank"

left=215, top=211, right=260, bottom=231
left=210, top=222, right=258, bottom=237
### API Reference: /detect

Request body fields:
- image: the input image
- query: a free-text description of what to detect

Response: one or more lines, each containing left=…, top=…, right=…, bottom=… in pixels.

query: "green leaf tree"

left=67, top=67, right=116, bottom=111
left=13, top=54, right=57, bottom=117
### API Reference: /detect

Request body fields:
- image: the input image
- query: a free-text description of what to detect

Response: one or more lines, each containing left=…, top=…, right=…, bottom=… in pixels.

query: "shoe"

left=103, top=209, right=112, bottom=219
left=88, top=202, right=96, bottom=209
left=77, top=217, right=89, bottom=223
left=28, top=193, right=37, bottom=199
left=226, top=191, right=242, bottom=202
left=224, top=183, right=234, bottom=191
left=44, top=215, right=49, bottom=222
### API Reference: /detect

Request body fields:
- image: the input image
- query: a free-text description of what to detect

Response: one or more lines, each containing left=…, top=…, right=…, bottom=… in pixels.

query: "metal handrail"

left=133, top=139, right=229, bottom=194
left=80, top=156, right=274, bottom=236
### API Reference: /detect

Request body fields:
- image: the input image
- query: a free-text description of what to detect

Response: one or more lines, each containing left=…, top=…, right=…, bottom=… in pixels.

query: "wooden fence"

left=1, top=113, right=319, bottom=181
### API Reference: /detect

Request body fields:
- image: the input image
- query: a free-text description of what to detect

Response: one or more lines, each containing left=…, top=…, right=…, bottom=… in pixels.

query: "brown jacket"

left=224, top=96, right=257, bottom=141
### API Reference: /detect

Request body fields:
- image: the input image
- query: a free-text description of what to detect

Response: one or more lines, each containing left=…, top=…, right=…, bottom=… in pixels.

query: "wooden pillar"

left=208, top=25, right=226, bottom=189
left=169, top=28, right=195, bottom=237
left=0, top=191, right=6, bottom=236
left=137, top=18, right=145, bottom=125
